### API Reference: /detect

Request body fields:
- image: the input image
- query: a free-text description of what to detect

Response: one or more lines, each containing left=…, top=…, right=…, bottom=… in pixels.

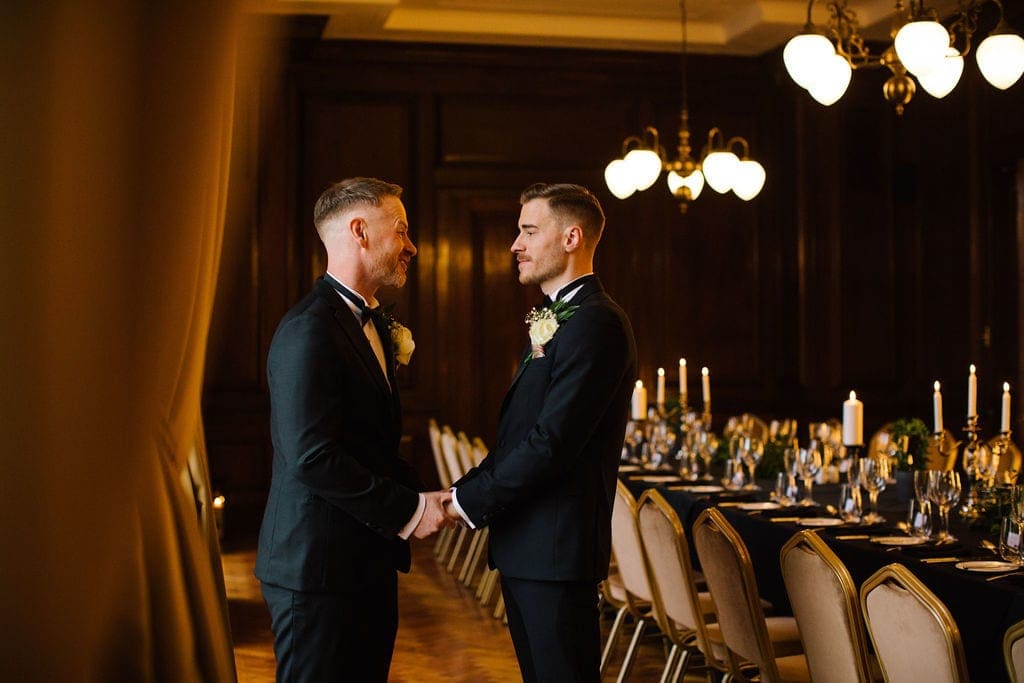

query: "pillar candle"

left=842, top=390, right=863, bottom=445
left=968, top=364, right=977, bottom=418
left=656, top=368, right=666, bottom=407
left=678, top=358, right=687, bottom=398
left=631, top=380, right=648, bottom=420
left=1002, top=382, right=1012, bottom=433
left=701, top=367, right=711, bottom=405
left=933, top=381, right=943, bottom=434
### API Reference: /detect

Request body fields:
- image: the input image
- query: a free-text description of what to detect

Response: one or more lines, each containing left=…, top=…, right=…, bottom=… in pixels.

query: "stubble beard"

left=370, top=251, right=408, bottom=289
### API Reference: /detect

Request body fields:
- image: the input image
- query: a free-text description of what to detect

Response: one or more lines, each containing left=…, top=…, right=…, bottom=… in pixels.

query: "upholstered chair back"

left=780, top=530, right=873, bottom=683
left=860, top=563, right=968, bottom=683
left=611, top=480, right=652, bottom=605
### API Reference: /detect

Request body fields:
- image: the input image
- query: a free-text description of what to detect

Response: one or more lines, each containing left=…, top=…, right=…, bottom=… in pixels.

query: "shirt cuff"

left=397, top=493, right=426, bottom=540
left=450, top=488, right=477, bottom=529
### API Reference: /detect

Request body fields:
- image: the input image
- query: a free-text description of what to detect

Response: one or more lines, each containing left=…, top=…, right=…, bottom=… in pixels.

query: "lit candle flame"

left=657, top=367, right=665, bottom=376
left=849, top=390, right=857, bottom=400
left=934, top=380, right=941, bottom=392
left=701, top=367, right=709, bottom=376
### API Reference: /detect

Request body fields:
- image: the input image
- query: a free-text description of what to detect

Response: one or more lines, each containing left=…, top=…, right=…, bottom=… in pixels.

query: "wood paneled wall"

left=204, top=19, right=1024, bottom=513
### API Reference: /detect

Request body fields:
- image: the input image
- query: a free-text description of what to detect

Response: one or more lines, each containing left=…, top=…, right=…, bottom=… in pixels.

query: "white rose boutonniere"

left=523, top=299, right=579, bottom=362
left=389, top=320, right=415, bottom=366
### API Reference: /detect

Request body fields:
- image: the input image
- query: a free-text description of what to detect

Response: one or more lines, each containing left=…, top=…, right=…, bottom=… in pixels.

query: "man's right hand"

left=412, top=490, right=457, bottom=539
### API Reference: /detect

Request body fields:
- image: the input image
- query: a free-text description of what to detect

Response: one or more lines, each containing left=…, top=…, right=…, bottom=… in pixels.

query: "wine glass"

left=795, top=447, right=822, bottom=506
left=739, top=436, right=764, bottom=490
left=859, top=457, right=888, bottom=524
left=700, top=432, right=718, bottom=481
left=927, top=470, right=962, bottom=542
left=728, top=434, right=745, bottom=487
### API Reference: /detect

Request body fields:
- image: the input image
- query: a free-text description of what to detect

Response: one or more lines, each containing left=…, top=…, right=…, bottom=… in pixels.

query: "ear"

left=563, top=224, right=583, bottom=252
left=349, top=216, right=369, bottom=247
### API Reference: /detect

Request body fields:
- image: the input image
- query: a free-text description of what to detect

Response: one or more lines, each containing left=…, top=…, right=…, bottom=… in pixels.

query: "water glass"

left=838, top=483, right=861, bottom=522
left=722, top=460, right=737, bottom=490
left=1011, top=484, right=1024, bottom=524
left=774, top=472, right=798, bottom=506
left=907, top=499, right=932, bottom=538
left=1000, top=517, right=1024, bottom=564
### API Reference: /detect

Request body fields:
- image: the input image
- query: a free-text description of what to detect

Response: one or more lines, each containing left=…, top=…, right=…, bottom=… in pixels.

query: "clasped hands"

left=412, top=490, right=467, bottom=539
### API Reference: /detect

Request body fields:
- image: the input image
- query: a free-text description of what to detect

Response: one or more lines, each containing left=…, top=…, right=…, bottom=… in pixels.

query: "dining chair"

left=636, top=488, right=728, bottom=682
left=860, top=563, right=969, bottom=683
left=604, top=480, right=657, bottom=681
left=437, top=426, right=465, bottom=563
left=780, top=530, right=878, bottom=683
left=458, top=437, right=491, bottom=586
left=740, top=413, right=770, bottom=443
left=428, top=419, right=453, bottom=556
left=1004, top=618, right=1024, bottom=682
left=445, top=431, right=480, bottom=572
left=692, top=507, right=808, bottom=682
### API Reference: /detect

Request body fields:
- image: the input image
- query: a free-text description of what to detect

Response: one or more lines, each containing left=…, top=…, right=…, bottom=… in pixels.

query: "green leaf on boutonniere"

left=521, top=300, right=580, bottom=364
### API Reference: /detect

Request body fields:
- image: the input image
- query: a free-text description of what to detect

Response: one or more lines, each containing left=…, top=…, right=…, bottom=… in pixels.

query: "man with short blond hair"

left=257, top=177, right=454, bottom=682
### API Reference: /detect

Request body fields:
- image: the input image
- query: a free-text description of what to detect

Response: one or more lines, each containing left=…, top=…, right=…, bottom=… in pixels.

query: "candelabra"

left=958, top=415, right=989, bottom=517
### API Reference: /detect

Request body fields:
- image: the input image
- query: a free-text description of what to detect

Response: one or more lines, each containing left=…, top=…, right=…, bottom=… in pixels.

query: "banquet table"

left=621, top=470, right=1024, bottom=682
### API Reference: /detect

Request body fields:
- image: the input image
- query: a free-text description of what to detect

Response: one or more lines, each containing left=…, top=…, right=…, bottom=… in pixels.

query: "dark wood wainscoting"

left=203, top=21, right=1024, bottom=531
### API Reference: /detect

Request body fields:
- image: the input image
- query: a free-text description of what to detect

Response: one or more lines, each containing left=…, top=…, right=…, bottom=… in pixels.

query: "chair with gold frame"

left=692, top=507, right=808, bottom=682
left=780, top=530, right=879, bottom=683
left=860, top=563, right=969, bottom=683
left=428, top=419, right=454, bottom=557
left=1004, top=618, right=1024, bottom=682
left=458, top=438, right=492, bottom=586
left=602, top=480, right=657, bottom=680
left=636, top=489, right=728, bottom=682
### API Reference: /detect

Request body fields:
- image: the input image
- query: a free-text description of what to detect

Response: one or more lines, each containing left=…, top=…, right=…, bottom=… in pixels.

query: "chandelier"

left=783, top=0, right=1024, bottom=114
left=604, top=0, right=766, bottom=212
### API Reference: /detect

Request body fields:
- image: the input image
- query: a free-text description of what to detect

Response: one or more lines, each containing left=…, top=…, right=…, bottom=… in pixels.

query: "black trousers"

left=261, top=569, right=398, bottom=683
left=500, top=576, right=602, bottom=683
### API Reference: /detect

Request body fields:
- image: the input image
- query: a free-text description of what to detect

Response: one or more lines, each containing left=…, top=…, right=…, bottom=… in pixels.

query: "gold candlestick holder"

left=958, top=415, right=987, bottom=518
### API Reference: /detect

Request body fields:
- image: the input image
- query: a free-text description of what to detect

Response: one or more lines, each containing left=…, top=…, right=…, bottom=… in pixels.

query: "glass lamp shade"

left=977, top=32, right=1024, bottom=90
left=918, top=47, right=963, bottom=98
left=808, top=53, right=852, bottom=105
left=667, top=168, right=704, bottom=200
left=784, top=33, right=836, bottom=90
left=702, top=151, right=739, bottom=193
left=895, top=21, right=951, bottom=77
left=623, top=148, right=663, bottom=191
left=732, top=159, right=766, bottom=200
left=604, top=159, right=636, bottom=200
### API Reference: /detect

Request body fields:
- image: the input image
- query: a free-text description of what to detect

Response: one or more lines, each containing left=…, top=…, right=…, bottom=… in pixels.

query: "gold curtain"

left=1, top=2, right=252, bottom=679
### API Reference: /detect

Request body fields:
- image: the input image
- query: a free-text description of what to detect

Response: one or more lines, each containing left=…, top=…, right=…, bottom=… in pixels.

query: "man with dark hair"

left=449, top=182, right=638, bottom=682
left=256, top=177, right=454, bottom=681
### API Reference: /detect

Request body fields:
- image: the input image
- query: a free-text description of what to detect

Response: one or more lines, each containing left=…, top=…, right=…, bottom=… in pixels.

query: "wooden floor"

left=223, top=537, right=690, bottom=682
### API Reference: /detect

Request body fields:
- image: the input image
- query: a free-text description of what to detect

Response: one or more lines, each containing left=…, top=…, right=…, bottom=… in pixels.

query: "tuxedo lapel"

left=317, top=279, right=393, bottom=400
left=498, top=277, right=606, bottom=419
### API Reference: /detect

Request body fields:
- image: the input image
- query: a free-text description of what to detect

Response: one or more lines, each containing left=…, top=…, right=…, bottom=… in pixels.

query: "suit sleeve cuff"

left=397, top=493, right=426, bottom=540
left=450, top=488, right=477, bottom=529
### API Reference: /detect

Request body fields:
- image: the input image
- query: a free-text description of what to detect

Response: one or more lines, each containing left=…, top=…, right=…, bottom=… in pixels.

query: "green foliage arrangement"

left=888, top=417, right=932, bottom=471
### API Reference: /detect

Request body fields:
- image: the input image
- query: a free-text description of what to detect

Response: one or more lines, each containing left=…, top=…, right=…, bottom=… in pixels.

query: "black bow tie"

left=331, top=280, right=384, bottom=326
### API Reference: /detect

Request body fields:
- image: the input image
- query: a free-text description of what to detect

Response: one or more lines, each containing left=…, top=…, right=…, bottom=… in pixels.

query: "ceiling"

left=263, top=0, right=961, bottom=56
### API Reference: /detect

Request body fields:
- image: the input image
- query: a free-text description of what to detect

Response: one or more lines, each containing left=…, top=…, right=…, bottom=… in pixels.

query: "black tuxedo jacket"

left=454, top=276, right=637, bottom=581
left=256, top=277, right=422, bottom=592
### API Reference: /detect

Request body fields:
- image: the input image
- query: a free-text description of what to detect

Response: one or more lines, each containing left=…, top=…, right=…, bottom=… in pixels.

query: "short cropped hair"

left=313, top=177, right=403, bottom=235
left=520, top=183, right=605, bottom=243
